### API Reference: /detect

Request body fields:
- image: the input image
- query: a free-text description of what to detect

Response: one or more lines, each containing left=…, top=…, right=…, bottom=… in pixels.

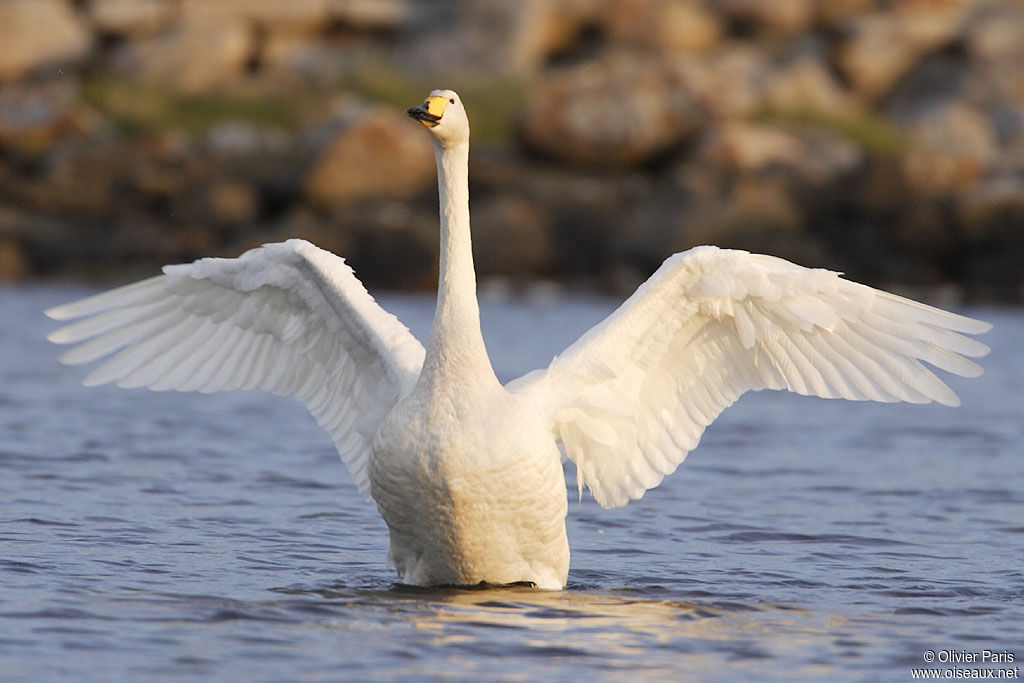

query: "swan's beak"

left=407, top=96, right=447, bottom=128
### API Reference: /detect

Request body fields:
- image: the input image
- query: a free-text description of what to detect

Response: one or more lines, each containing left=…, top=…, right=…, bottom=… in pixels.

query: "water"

left=2, top=285, right=1022, bottom=681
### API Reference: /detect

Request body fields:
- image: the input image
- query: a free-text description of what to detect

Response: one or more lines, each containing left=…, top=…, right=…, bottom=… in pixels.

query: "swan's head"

left=407, top=89, right=469, bottom=146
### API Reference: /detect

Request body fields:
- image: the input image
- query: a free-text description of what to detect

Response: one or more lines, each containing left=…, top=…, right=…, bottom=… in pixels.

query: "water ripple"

left=1, top=288, right=1021, bottom=681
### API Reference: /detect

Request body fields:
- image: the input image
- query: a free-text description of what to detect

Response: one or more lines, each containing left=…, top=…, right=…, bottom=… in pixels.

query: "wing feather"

left=510, top=246, right=990, bottom=509
left=48, top=239, right=425, bottom=494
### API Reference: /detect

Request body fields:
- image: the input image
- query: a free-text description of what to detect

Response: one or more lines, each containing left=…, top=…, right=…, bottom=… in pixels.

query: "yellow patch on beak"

left=425, top=96, right=448, bottom=119
left=407, top=95, right=448, bottom=128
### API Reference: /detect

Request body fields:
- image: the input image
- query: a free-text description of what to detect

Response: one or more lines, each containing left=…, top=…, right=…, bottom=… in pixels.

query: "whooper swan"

left=47, top=90, right=991, bottom=590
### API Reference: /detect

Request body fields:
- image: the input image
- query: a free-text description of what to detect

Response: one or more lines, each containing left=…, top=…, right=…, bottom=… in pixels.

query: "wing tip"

left=949, top=316, right=993, bottom=336
left=47, top=327, right=69, bottom=344
left=974, top=319, right=994, bottom=334
left=45, top=304, right=74, bottom=321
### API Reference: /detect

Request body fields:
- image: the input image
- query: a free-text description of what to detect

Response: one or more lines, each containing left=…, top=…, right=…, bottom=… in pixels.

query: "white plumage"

left=47, top=89, right=990, bottom=589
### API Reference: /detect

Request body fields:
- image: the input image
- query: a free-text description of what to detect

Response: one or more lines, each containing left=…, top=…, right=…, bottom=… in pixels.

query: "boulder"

left=698, top=121, right=863, bottom=187
left=603, top=0, right=722, bottom=54
left=763, top=56, right=859, bottom=118
left=406, top=0, right=568, bottom=75
left=956, top=174, right=1024, bottom=299
left=899, top=102, right=997, bottom=195
left=957, top=175, right=1024, bottom=240
left=710, top=0, right=815, bottom=36
left=89, top=0, right=178, bottom=38
left=332, top=201, right=439, bottom=290
left=305, top=107, right=435, bottom=207
left=207, top=180, right=260, bottom=226
left=407, top=0, right=711, bottom=76
left=0, top=0, right=93, bottom=82
left=469, top=148, right=647, bottom=278
left=109, top=24, right=253, bottom=93
left=0, top=235, right=31, bottom=281
left=674, top=45, right=773, bottom=120
left=325, top=0, right=413, bottom=31
left=834, top=5, right=968, bottom=100
left=261, top=37, right=365, bottom=87
left=964, top=3, right=1024, bottom=66
left=0, top=82, right=84, bottom=152
left=621, top=163, right=814, bottom=270
left=815, top=0, right=875, bottom=27
left=183, top=0, right=411, bottom=34
left=182, top=0, right=331, bottom=35
left=519, top=54, right=704, bottom=167
left=962, top=4, right=1024, bottom=122
left=471, top=195, right=552, bottom=278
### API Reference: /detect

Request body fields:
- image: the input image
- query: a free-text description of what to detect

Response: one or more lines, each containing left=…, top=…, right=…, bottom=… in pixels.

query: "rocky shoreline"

left=1, top=0, right=1022, bottom=302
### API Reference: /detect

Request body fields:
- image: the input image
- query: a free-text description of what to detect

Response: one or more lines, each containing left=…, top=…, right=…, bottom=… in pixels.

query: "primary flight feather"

left=48, top=89, right=990, bottom=589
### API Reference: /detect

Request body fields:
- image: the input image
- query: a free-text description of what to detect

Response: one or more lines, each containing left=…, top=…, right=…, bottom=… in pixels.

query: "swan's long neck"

left=420, top=139, right=499, bottom=391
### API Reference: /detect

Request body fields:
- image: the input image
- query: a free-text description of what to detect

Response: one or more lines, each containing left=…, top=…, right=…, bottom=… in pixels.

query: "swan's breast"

left=368, top=390, right=569, bottom=587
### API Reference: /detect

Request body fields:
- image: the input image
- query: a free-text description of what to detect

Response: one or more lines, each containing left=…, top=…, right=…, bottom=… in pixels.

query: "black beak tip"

left=407, top=104, right=441, bottom=124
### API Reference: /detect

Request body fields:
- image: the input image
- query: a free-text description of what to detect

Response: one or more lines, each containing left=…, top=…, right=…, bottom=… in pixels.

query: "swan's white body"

left=47, top=90, right=991, bottom=589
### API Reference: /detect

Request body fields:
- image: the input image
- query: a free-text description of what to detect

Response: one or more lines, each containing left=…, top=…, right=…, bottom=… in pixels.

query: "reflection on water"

left=268, top=582, right=831, bottom=679
left=1, top=286, right=1021, bottom=681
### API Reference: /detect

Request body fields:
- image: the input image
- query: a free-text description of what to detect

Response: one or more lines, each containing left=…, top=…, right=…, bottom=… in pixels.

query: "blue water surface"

left=1, top=285, right=1021, bottom=682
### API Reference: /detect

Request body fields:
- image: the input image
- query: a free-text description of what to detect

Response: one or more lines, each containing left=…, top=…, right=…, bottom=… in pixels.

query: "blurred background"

left=0, top=0, right=1021, bottom=301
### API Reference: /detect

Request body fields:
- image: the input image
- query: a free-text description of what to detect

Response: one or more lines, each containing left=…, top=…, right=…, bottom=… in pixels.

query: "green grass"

left=80, top=76, right=315, bottom=136
left=81, top=70, right=527, bottom=145
left=756, top=107, right=909, bottom=155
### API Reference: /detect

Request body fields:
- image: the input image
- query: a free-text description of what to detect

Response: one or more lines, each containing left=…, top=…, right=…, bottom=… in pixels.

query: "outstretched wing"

left=47, top=239, right=426, bottom=494
left=509, top=246, right=991, bottom=509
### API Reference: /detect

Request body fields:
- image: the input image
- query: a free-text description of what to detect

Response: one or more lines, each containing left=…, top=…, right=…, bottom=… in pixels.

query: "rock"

left=186, top=0, right=413, bottom=33
left=183, top=0, right=409, bottom=38
left=956, top=174, right=1024, bottom=299
left=815, top=0, right=875, bottom=27
left=182, top=0, right=331, bottom=35
left=621, top=163, right=814, bottom=270
left=519, top=54, right=704, bottom=167
left=674, top=45, right=773, bottom=120
left=208, top=181, right=260, bottom=225
left=429, top=0, right=713, bottom=74
left=604, top=0, right=722, bottom=54
left=899, top=102, right=997, bottom=195
left=0, top=234, right=31, bottom=281
left=205, top=121, right=292, bottom=157
left=964, top=3, right=1024, bottom=66
left=957, top=175, right=1024, bottom=240
left=471, top=196, right=551, bottom=278
left=710, top=0, right=815, bottom=36
left=325, top=0, right=412, bottom=31
left=882, top=49, right=971, bottom=124
left=305, top=107, right=435, bottom=207
left=261, top=37, right=353, bottom=87
left=700, top=123, right=802, bottom=171
left=407, top=0, right=716, bottom=76
left=513, top=0, right=605, bottom=69
left=698, top=122, right=863, bottom=186
left=89, top=0, right=178, bottom=38
left=0, top=82, right=83, bottom=152
left=110, top=24, right=253, bottom=92
left=469, top=147, right=648, bottom=278
left=763, top=56, right=859, bottom=118
left=0, top=0, right=93, bottom=82
left=335, top=201, right=439, bottom=290
left=962, top=4, right=1024, bottom=122
left=407, top=0, right=564, bottom=75
left=834, top=5, right=968, bottom=99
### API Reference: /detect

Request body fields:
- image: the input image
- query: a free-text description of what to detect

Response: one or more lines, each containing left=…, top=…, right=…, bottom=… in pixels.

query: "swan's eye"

left=449, top=98, right=455, bottom=104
